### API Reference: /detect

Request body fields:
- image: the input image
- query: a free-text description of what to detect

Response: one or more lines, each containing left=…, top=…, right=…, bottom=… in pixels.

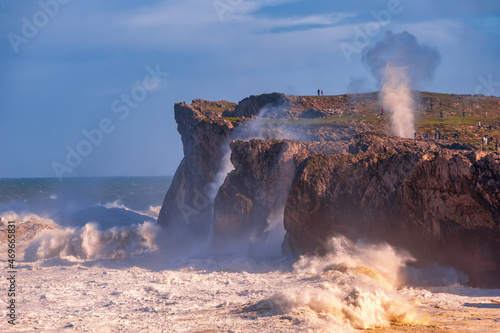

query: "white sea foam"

left=247, top=236, right=423, bottom=330
left=4, top=216, right=498, bottom=332
left=2, top=177, right=496, bottom=331
left=24, top=221, right=160, bottom=261
left=143, top=205, right=162, bottom=219
left=100, top=200, right=162, bottom=219
left=0, top=211, right=57, bottom=227
left=102, top=200, right=127, bottom=210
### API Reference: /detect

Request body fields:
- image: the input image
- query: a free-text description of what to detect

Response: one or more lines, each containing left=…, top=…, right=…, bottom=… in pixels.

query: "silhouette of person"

left=317, top=89, right=320, bottom=96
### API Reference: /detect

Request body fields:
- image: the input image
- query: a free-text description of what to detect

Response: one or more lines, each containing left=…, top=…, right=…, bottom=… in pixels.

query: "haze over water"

left=1, top=177, right=499, bottom=332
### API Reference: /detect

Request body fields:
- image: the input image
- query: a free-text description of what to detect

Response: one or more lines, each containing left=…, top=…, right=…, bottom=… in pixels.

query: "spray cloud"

left=363, top=31, right=440, bottom=138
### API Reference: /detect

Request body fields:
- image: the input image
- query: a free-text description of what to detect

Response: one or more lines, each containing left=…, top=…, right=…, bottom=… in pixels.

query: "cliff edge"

left=159, top=92, right=500, bottom=287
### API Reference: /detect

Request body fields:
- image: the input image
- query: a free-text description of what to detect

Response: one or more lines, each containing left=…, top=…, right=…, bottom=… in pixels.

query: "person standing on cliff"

left=317, top=89, right=320, bottom=96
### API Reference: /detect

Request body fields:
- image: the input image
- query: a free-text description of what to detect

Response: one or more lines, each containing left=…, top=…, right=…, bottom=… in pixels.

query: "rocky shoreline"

left=158, top=92, right=500, bottom=287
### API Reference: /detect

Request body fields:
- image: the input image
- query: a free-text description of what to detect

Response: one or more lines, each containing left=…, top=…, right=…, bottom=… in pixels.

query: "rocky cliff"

left=284, top=136, right=500, bottom=286
left=159, top=92, right=500, bottom=287
left=157, top=100, right=236, bottom=239
left=212, top=139, right=345, bottom=247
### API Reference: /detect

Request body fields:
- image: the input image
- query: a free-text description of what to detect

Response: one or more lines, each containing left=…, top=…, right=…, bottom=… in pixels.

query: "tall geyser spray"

left=363, top=31, right=440, bottom=138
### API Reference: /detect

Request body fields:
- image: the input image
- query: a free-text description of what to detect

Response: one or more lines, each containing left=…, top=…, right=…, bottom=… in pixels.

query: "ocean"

left=0, top=177, right=171, bottom=228
left=1, top=177, right=499, bottom=332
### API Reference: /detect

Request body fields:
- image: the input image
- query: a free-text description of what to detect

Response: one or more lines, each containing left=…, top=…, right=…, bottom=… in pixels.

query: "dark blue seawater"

left=0, top=177, right=172, bottom=228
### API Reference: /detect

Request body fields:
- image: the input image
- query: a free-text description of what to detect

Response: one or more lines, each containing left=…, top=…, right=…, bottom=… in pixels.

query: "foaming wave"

left=102, top=200, right=127, bottom=209
left=293, top=236, right=413, bottom=287
left=24, top=221, right=160, bottom=262
left=142, top=205, right=161, bottom=219
left=0, top=211, right=59, bottom=243
left=244, top=236, right=425, bottom=331
left=101, top=200, right=161, bottom=219
left=0, top=211, right=57, bottom=227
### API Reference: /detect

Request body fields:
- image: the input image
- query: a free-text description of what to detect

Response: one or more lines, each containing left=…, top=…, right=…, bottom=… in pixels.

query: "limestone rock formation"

left=159, top=92, right=500, bottom=286
left=157, top=101, right=236, bottom=238
left=223, top=93, right=290, bottom=118
left=213, top=139, right=345, bottom=246
left=284, top=139, right=500, bottom=287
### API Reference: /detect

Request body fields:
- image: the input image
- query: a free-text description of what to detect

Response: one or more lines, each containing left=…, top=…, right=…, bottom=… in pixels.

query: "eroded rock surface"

left=284, top=138, right=500, bottom=286
left=159, top=92, right=500, bottom=286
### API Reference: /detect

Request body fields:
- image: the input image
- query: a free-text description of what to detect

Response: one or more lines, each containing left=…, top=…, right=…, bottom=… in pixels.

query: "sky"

left=1, top=0, right=499, bottom=178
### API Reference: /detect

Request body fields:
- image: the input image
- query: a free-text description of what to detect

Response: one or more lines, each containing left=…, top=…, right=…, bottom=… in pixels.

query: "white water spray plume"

left=381, top=64, right=415, bottom=138
left=363, top=31, right=440, bottom=138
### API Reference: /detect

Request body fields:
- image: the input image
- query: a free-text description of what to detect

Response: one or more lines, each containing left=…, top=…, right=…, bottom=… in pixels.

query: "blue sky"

left=1, top=0, right=499, bottom=178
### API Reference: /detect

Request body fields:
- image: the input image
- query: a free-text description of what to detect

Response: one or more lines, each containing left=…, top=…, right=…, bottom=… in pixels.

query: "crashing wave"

left=241, top=236, right=425, bottom=330
left=24, top=221, right=160, bottom=261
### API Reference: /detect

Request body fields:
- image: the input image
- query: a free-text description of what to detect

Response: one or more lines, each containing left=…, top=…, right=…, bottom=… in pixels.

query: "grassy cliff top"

left=187, top=92, right=500, bottom=148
